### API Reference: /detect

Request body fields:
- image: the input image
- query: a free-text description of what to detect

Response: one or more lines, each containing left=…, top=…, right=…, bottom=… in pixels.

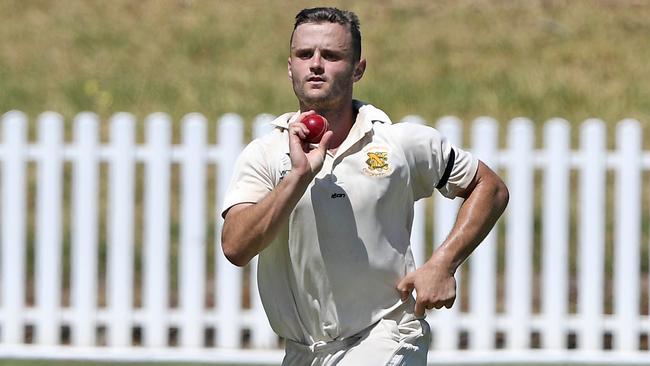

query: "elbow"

left=495, top=179, right=509, bottom=213
left=221, top=240, right=251, bottom=267
left=221, top=216, right=252, bottom=267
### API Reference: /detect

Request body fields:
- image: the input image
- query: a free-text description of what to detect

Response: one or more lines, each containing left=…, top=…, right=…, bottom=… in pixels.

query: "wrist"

left=426, top=247, right=457, bottom=275
left=285, top=169, right=314, bottom=188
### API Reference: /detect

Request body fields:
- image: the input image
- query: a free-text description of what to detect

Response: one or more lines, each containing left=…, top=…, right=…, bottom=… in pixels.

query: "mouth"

left=307, top=76, right=325, bottom=84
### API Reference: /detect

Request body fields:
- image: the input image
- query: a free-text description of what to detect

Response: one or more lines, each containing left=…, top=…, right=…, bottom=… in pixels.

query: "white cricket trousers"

left=282, top=317, right=430, bottom=366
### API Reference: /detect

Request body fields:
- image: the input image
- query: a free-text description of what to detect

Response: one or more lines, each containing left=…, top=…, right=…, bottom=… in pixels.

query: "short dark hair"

left=291, top=7, right=362, bottom=63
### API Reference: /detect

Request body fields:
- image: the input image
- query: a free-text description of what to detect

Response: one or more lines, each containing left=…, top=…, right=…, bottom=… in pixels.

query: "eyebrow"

left=291, top=46, right=346, bottom=56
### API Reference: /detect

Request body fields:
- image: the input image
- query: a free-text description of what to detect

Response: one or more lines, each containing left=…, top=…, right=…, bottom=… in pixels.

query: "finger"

left=288, top=129, right=305, bottom=145
left=288, top=129, right=310, bottom=160
left=414, top=300, right=426, bottom=317
left=298, top=110, right=317, bottom=119
left=396, top=275, right=414, bottom=301
left=444, top=298, right=455, bottom=309
left=289, top=124, right=309, bottom=140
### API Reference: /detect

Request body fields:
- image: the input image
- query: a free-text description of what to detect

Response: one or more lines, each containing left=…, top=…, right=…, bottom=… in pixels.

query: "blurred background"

left=2, top=0, right=649, bottom=134
left=1, top=1, right=649, bottom=365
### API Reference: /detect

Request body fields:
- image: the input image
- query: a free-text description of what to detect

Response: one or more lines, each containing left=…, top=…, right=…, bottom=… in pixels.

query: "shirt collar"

left=269, top=100, right=392, bottom=158
left=269, top=100, right=392, bottom=130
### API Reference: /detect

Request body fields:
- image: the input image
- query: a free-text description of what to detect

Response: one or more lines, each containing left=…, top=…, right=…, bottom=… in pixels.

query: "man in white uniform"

left=221, top=7, right=509, bottom=366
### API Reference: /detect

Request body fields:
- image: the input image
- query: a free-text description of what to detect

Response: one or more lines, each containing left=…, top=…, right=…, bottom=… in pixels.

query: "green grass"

left=1, top=0, right=649, bottom=132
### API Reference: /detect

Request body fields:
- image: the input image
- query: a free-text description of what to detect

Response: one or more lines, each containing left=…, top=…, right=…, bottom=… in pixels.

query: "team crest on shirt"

left=362, top=146, right=392, bottom=177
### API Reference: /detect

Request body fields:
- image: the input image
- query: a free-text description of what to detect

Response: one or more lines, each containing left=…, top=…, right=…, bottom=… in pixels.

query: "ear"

left=287, top=57, right=293, bottom=81
left=353, top=58, right=366, bottom=82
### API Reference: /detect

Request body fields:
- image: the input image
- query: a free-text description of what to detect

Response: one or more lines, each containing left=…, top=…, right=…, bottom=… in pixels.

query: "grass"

left=1, top=0, right=649, bottom=133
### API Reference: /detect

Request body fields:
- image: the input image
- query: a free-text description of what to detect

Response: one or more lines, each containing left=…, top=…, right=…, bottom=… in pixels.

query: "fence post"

left=35, top=112, right=64, bottom=345
left=469, top=117, right=499, bottom=351
left=614, top=119, right=641, bottom=351
left=1, top=111, right=28, bottom=344
left=215, top=113, right=244, bottom=348
left=578, top=119, right=606, bottom=351
left=249, top=114, right=277, bottom=348
left=179, top=113, right=207, bottom=348
left=143, top=113, right=172, bottom=347
left=542, top=118, right=570, bottom=350
left=108, top=112, right=136, bottom=347
left=505, top=118, right=534, bottom=349
left=430, top=116, right=462, bottom=351
left=71, top=112, right=99, bottom=346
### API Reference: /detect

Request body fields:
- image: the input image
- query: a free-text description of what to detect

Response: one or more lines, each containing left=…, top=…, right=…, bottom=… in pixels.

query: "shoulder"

left=379, top=122, right=445, bottom=149
left=355, top=101, right=442, bottom=142
left=242, top=132, right=286, bottom=166
left=244, top=112, right=294, bottom=153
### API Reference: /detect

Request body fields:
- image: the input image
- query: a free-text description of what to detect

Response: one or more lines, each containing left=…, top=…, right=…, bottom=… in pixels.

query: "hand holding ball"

left=300, top=114, right=328, bottom=144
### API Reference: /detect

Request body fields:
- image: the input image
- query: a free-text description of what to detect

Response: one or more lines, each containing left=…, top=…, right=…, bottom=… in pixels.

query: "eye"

left=321, top=51, right=342, bottom=61
left=295, top=50, right=313, bottom=60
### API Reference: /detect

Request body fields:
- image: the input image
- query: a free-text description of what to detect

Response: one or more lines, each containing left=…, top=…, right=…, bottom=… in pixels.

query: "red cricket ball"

left=300, top=114, right=328, bottom=143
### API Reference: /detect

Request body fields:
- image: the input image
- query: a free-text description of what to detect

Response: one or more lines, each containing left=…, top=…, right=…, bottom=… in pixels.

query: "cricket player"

left=221, top=7, right=509, bottom=366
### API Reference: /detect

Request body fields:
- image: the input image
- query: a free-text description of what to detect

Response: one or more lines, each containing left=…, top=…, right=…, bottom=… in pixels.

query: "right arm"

left=221, top=112, right=332, bottom=266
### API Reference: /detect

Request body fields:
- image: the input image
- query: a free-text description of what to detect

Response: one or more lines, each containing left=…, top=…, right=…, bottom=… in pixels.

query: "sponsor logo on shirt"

left=278, top=153, right=292, bottom=182
left=362, top=146, right=392, bottom=177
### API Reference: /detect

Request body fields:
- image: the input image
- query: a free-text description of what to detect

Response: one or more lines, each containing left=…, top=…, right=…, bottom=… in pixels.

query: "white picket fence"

left=0, top=110, right=648, bottom=365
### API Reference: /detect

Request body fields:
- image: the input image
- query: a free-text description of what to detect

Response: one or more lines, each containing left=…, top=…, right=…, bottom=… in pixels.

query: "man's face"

left=288, top=22, right=364, bottom=110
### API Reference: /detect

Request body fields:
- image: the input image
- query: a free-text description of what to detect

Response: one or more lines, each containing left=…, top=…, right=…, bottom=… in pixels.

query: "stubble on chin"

left=294, top=84, right=334, bottom=111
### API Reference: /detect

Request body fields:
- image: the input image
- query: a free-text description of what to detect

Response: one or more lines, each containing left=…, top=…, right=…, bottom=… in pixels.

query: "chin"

left=300, top=94, right=329, bottom=106
left=297, top=88, right=342, bottom=108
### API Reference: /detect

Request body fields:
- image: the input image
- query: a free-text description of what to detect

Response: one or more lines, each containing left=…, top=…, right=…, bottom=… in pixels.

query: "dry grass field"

left=1, top=0, right=649, bottom=132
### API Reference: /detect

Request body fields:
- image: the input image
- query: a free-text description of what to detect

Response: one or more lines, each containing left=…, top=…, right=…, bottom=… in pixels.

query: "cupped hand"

left=288, top=111, right=333, bottom=179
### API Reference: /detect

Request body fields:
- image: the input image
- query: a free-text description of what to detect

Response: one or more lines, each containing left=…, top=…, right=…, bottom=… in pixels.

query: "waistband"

left=285, top=299, right=418, bottom=355
left=286, top=335, right=363, bottom=354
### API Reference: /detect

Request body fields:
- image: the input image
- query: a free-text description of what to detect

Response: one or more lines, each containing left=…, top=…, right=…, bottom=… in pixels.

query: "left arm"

left=397, top=160, right=509, bottom=317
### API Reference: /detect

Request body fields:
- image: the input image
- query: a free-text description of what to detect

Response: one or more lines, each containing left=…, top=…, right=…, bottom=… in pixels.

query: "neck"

left=300, top=100, right=356, bottom=149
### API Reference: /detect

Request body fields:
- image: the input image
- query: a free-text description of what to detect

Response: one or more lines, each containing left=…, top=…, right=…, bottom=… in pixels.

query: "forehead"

left=291, top=22, right=352, bottom=51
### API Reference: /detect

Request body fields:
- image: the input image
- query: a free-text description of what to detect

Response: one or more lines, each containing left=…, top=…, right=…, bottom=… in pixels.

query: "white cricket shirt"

left=222, top=101, right=478, bottom=345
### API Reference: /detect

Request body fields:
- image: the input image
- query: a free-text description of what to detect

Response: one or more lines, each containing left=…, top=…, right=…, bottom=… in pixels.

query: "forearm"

left=428, top=164, right=509, bottom=273
left=221, top=171, right=311, bottom=266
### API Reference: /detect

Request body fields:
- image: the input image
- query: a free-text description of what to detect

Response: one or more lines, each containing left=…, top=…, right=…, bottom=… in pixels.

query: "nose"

left=310, top=51, right=324, bottom=73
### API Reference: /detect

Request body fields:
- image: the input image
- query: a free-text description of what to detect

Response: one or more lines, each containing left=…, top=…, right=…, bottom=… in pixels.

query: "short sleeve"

left=395, top=123, right=478, bottom=200
left=220, top=139, right=275, bottom=217
left=437, top=144, right=478, bottom=198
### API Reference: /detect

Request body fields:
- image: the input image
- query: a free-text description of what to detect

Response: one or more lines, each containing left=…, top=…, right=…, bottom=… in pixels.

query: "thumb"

left=316, top=130, right=334, bottom=155
left=396, top=273, right=415, bottom=302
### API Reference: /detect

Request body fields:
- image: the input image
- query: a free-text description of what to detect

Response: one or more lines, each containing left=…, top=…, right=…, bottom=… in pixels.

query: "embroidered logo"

left=362, top=147, right=392, bottom=177
left=366, top=152, right=389, bottom=171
